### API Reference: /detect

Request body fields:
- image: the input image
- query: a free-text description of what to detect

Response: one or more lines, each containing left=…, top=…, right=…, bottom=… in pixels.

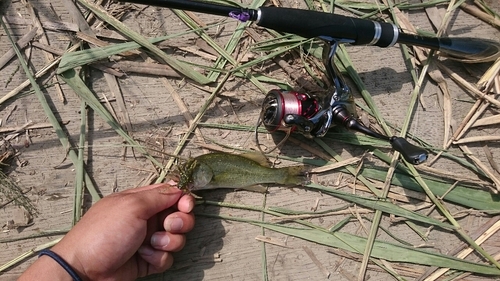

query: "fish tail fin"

left=281, top=166, right=309, bottom=186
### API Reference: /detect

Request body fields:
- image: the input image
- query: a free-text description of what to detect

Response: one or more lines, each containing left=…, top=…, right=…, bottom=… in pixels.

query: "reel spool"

left=261, top=90, right=319, bottom=135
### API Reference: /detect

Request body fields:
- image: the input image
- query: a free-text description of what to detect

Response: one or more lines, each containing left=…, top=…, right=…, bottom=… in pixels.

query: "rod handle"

left=256, top=7, right=399, bottom=47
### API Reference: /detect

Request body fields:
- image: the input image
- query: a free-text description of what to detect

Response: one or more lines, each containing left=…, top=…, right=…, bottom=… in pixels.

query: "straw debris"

left=1, top=0, right=500, bottom=279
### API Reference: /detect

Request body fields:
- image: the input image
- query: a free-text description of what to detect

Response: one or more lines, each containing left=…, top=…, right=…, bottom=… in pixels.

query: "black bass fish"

left=176, top=152, right=307, bottom=192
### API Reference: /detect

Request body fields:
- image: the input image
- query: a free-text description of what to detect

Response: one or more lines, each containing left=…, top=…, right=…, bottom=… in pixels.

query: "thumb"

left=127, top=183, right=183, bottom=219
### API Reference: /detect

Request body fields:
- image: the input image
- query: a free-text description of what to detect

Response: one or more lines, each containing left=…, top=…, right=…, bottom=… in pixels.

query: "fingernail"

left=158, top=184, right=180, bottom=195
left=164, top=217, right=183, bottom=232
left=138, top=246, right=154, bottom=256
left=151, top=233, right=170, bottom=248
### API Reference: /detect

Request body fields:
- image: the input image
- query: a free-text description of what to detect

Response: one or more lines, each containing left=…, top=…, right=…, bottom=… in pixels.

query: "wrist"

left=50, top=244, right=89, bottom=281
left=19, top=254, right=76, bottom=281
left=40, top=249, right=85, bottom=281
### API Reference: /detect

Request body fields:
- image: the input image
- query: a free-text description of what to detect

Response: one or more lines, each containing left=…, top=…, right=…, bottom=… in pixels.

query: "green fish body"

left=180, top=152, right=306, bottom=192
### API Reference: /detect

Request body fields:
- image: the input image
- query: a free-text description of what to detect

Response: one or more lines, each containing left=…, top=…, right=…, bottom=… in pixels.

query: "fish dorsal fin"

left=239, top=152, right=270, bottom=167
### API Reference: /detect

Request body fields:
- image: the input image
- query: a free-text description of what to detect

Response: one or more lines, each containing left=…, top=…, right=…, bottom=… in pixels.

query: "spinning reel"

left=260, top=40, right=429, bottom=164
left=122, top=0, right=500, bottom=164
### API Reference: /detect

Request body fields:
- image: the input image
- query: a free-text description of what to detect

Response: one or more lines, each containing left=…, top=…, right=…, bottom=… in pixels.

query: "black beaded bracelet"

left=38, top=249, right=83, bottom=281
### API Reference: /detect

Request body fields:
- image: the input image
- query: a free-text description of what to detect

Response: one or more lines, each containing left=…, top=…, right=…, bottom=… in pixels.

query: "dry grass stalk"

left=31, top=41, right=65, bottom=56
left=459, top=144, right=500, bottom=192
left=428, top=67, right=452, bottom=148
left=162, top=78, right=208, bottom=154
left=398, top=202, right=434, bottom=213
left=3, top=16, right=79, bottom=32
left=416, top=164, right=492, bottom=186
left=77, top=0, right=210, bottom=84
left=289, top=137, right=337, bottom=162
left=94, top=28, right=129, bottom=41
left=102, top=61, right=181, bottom=78
left=22, top=0, right=65, bottom=102
left=178, top=46, right=218, bottom=61
left=0, top=237, right=63, bottom=272
left=348, top=183, right=431, bottom=203
left=0, top=137, right=38, bottom=217
left=310, top=156, right=361, bottom=173
left=351, top=205, right=370, bottom=235
left=428, top=61, right=500, bottom=170
left=0, top=121, right=69, bottom=134
left=0, top=27, right=38, bottom=70
left=497, top=74, right=500, bottom=93
left=37, top=19, right=78, bottom=32
left=424, top=219, right=500, bottom=281
left=194, top=142, right=237, bottom=153
left=108, top=75, right=133, bottom=132
left=155, top=72, right=232, bottom=183
left=90, top=63, right=124, bottom=77
left=454, top=100, right=495, bottom=141
left=461, top=2, right=500, bottom=29
left=423, top=3, right=446, bottom=30
left=303, top=246, right=331, bottom=278
left=0, top=43, right=81, bottom=106
left=453, top=135, right=500, bottom=144
left=254, top=235, right=292, bottom=248
left=483, top=143, right=500, bottom=176
left=428, top=96, right=485, bottom=165
left=330, top=248, right=426, bottom=278
left=66, top=0, right=134, bottom=135
left=245, top=28, right=324, bottom=93
left=437, top=62, right=500, bottom=108
left=472, top=114, right=500, bottom=127
left=447, top=250, right=500, bottom=281
left=74, top=32, right=139, bottom=57
left=477, top=57, right=500, bottom=93
left=269, top=208, right=373, bottom=223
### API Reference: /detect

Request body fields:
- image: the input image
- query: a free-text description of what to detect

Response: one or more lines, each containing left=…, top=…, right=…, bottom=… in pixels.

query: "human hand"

left=22, top=183, right=195, bottom=281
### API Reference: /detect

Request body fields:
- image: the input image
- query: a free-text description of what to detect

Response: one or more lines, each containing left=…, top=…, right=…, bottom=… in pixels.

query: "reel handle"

left=332, top=105, right=428, bottom=164
left=390, top=137, right=428, bottom=165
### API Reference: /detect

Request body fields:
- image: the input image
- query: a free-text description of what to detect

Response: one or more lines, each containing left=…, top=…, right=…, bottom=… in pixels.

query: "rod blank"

left=121, top=0, right=500, bottom=61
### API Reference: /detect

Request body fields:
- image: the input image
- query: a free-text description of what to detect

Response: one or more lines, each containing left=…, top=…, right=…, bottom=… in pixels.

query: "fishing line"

left=254, top=115, right=291, bottom=155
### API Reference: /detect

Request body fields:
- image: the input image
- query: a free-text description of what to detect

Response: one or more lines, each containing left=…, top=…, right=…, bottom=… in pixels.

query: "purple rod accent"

left=229, top=11, right=251, bottom=22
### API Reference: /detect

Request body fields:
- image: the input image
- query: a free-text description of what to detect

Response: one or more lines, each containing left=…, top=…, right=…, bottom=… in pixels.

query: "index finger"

left=123, top=181, right=178, bottom=194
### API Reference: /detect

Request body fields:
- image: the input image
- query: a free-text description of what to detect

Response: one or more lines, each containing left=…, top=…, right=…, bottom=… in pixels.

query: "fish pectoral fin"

left=240, top=184, right=268, bottom=193
left=239, top=152, right=270, bottom=167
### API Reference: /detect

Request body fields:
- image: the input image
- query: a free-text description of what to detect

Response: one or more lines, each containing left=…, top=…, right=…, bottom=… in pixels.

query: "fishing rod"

left=119, top=0, right=500, bottom=164
left=123, top=0, right=500, bottom=61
